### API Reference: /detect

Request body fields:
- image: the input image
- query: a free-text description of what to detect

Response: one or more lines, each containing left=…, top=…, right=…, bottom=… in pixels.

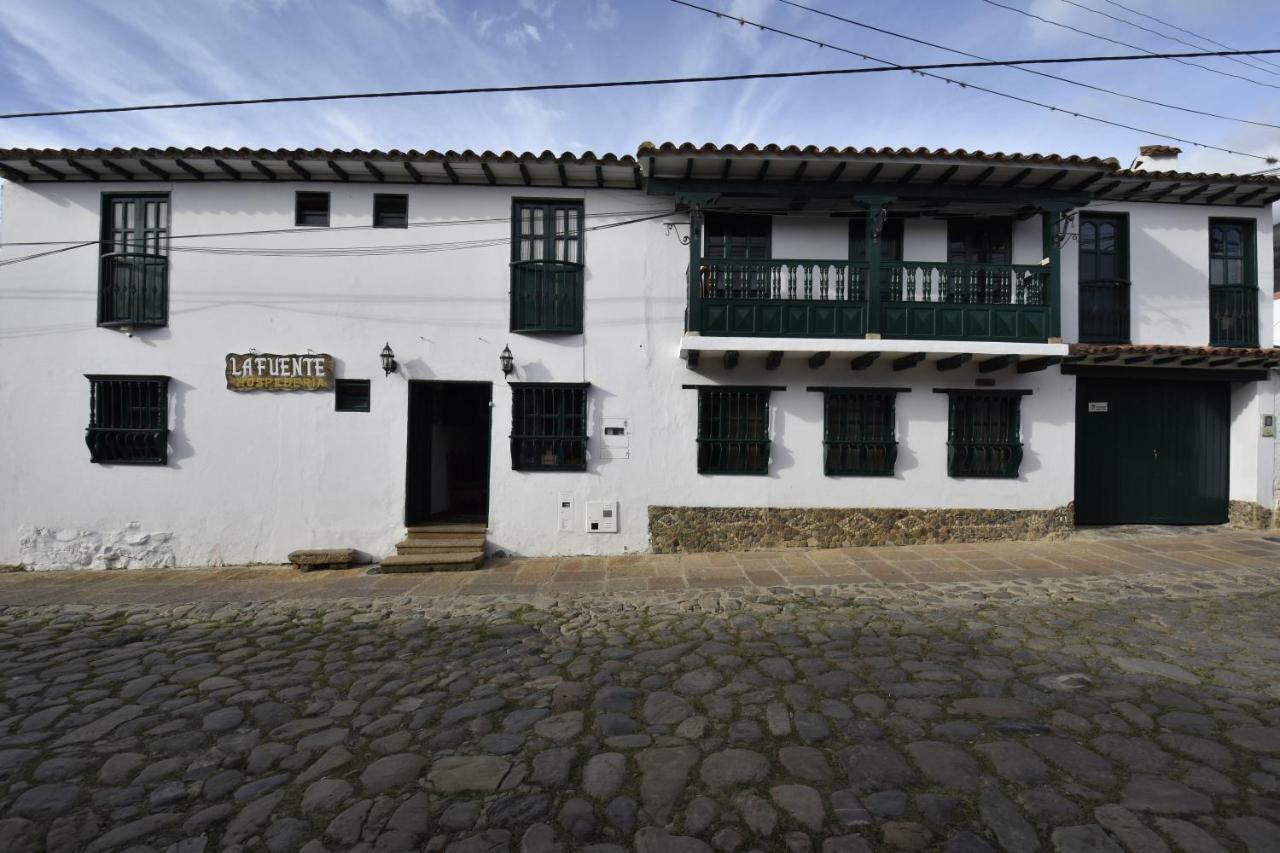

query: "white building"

left=0, top=142, right=1275, bottom=570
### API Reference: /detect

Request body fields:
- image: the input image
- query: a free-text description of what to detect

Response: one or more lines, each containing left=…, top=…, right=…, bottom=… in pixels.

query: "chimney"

left=1131, top=144, right=1181, bottom=172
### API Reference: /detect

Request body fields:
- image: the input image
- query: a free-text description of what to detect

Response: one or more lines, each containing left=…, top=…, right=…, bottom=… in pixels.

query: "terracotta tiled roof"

left=1069, top=343, right=1278, bottom=360
left=1138, top=145, right=1182, bottom=157
left=638, top=141, right=1120, bottom=168
left=0, top=146, right=636, bottom=165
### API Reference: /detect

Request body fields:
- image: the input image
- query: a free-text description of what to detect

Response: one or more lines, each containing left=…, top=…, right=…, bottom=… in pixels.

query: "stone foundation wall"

left=1228, top=501, right=1276, bottom=530
left=648, top=505, right=1076, bottom=554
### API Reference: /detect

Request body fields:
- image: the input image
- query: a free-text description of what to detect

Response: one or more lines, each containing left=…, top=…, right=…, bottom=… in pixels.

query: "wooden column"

left=1040, top=205, right=1068, bottom=343
left=687, top=202, right=704, bottom=334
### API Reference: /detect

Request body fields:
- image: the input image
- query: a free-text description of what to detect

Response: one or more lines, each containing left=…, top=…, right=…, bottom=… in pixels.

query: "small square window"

left=511, top=384, right=588, bottom=471
left=296, top=192, right=330, bottom=227
left=373, top=194, right=408, bottom=228
left=819, top=389, right=900, bottom=476
left=335, top=379, right=371, bottom=412
left=86, top=375, right=170, bottom=465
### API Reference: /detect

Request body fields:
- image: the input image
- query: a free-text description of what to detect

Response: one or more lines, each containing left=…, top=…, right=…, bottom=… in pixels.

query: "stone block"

left=287, top=549, right=357, bottom=571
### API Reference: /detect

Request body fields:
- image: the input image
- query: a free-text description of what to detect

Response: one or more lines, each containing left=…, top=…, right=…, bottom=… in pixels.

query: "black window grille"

left=86, top=375, right=170, bottom=465
left=99, top=194, right=169, bottom=328
left=511, top=383, right=588, bottom=471
left=817, top=388, right=901, bottom=476
left=940, top=390, right=1028, bottom=478
left=696, top=388, right=772, bottom=475
left=511, top=200, right=584, bottom=333
left=335, top=379, right=371, bottom=412
left=296, top=191, right=330, bottom=226
left=373, top=194, right=408, bottom=228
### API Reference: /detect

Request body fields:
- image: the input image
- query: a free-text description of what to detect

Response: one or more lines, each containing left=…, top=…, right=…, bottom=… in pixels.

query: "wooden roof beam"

left=755, top=159, right=771, bottom=181
left=28, top=159, right=66, bottom=180
left=765, top=351, right=783, bottom=370
left=979, top=354, right=1017, bottom=372
left=968, top=166, right=996, bottom=187
left=1150, top=355, right=1180, bottom=365
left=1179, top=184, right=1212, bottom=203
left=65, top=159, right=100, bottom=180
left=1016, top=356, right=1062, bottom=373
left=0, top=162, right=28, bottom=182
left=100, top=159, right=136, bottom=181
left=719, top=159, right=732, bottom=181
left=1124, top=354, right=1151, bottom=364
left=249, top=160, right=277, bottom=180
left=1037, top=169, right=1069, bottom=188
left=1003, top=168, right=1032, bottom=188
left=327, top=160, right=350, bottom=181
left=893, top=352, right=926, bottom=371
left=1121, top=180, right=1152, bottom=199
left=900, top=164, right=923, bottom=183
left=213, top=159, right=241, bottom=180
left=850, top=352, right=879, bottom=370
left=1092, top=180, right=1122, bottom=197
left=723, top=350, right=739, bottom=370
left=441, top=161, right=460, bottom=184
left=936, top=353, right=971, bottom=371
left=480, top=162, right=497, bottom=185
left=855, top=163, right=876, bottom=184
left=404, top=162, right=424, bottom=183
left=1070, top=171, right=1107, bottom=191
left=286, top=160, right=310, bottom=180
left=683, top=158, right=694, bottom=180
left=686, top=350, right=700, bottom=370
left=1208, top=356, right=1238, bottom=367
left=791, top=161, right=808, bottom=181
left=1181, top=356, right=1207, bottom=366
left=596, top=165, right=605, bottom=188
left=557, top=161, right=568, bottom=187
left=1203, top=186, right=1235, bottom=205
left=808, top=351, right=830, bottom=369
left=633, top=165, right=643, bottom=189
left=1149, top=182, right=1183, bottom=201
left=365, top=161, right=386, bottom=182
left=1235, top=187, right=1268, bottom=204
left=932, top=165, right=959, bottom=185
left=173, top=159, right=204, bottom=180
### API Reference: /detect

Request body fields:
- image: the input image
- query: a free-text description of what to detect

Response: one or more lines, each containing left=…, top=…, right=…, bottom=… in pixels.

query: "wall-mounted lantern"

left=500, top=345, right=515, bottom=377
left=380, top=342, right=398, bottom=377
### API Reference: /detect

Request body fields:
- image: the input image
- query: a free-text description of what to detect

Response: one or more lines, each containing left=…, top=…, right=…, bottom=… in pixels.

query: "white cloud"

left=385, top=0, right=448, bottom=25
left=585, top=1, right=620, bottom=31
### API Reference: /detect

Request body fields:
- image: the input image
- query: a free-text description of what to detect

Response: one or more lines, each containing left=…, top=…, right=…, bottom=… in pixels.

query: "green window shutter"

left=98, top=193, right=170, bottom=328
left=510, top=199, right=585, bottom=333
left=510, top=383, right=589, bottom=471
left=939, top=389, right=1029, bottom=478
left=818, top=388, right=902, bottom=476
left=85, top=375, right=170, bottom=465
left=696, top=388, right=771, bottom=475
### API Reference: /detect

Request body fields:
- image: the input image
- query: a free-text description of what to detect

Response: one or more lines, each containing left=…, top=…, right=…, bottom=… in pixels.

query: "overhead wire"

left=979, top=0, right=1280, bottom=89
left=1059, top=0, right=1280, bottom=78
left=1099, top=0, right=1280, bottom=73
left=670, top=0, right=1280, bottom=164
left=2, top=47, right=1280, bottom=120
left=775, top=0, right=1280, bottom=131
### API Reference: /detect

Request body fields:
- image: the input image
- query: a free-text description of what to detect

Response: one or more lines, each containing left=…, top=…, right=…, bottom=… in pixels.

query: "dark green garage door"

left=1075, top=377, right=1230, bottom=525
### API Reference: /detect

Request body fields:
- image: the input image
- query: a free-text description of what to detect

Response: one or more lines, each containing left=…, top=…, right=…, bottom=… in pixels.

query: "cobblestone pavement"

left=2, top=538, right=1280, bottom=851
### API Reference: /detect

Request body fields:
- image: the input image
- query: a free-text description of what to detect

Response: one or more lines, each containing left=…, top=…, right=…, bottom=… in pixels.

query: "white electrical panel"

left=586, top=500, right=619, bottom=533
left=558, top=492, right=575, bottom=532
left=601, top=416, right=630, bottom=459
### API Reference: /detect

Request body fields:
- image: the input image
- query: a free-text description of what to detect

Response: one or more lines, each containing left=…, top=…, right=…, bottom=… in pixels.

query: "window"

left=1209, top=219, right=1255, bottom=287
left=295, top=192, right=330, bottom=227
left=511, top=383, right=588, bottom=471
left=695, top=387, right=773, bottom=475
left=85, top=375, right=169, bottom=465
left=849, top=217, right=904, bottom=263
left=99, top=194, right=169, bottom=328
left=511, top=200, right=585, bottom=333
left=947, top=219, right=1012, bottom=265
left=373, top=194, right=408, bottom=228
left=335, top=379, right=371, bottom=412
left=940, top=390, right=1029, bottom=478
left=816, top=388, right=902, bottom=476
left=704, top=212, right=771, bottom=260
left=1078, top=213, right=1130, bottom=344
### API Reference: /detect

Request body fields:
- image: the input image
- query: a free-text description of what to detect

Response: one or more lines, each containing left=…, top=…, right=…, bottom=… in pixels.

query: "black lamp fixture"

left=500, top=344, right=514, bottom=377
left=380, top=342, right=398, bottom=376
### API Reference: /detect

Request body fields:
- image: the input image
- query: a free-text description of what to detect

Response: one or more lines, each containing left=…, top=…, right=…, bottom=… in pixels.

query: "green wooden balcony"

left=692, top=258, right=1054, bottom=343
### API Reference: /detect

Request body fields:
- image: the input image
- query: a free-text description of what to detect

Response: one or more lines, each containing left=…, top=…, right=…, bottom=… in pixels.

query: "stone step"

left=380, top=552, right=485, bottom=573
left=405, top=523, right=487, bottom=538
left=396, top=536, right=486, bottom=552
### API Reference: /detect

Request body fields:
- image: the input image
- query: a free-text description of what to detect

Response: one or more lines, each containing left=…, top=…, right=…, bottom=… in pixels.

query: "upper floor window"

left=948, top=218, right=1011, bottom=265
left=816, top=387, right=902, bottom=476
left=296, top=192, right=330, bottom=227
left=1209, top=219, right=1255, bottom=287
left=510, top=200, right=584, bottom=334
left=1078, top=213, right=1130, bottom=344
left=510, top=383, right=588, bottom=471
left=940, top=389, right=1029, bottom=478
left=86, top=375, right=169, bottom=465
left=694, top=386, right=773, bottom=475
left=99, top=194, right=169, bottom=328
left=704, top=212, right=771, bottom=260
left=373, top=194, right=408, bottom=228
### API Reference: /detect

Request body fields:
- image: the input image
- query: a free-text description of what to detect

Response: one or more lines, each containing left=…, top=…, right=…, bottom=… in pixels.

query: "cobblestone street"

left=2, top=533, right=1280, bottom=852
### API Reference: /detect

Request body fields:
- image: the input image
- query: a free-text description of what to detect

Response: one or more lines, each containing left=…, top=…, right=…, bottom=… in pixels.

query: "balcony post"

left=1040, top=204, right=1070, bottom=343
left=686, top=200, right=705, bottom=334
left=859, top=196, right=893, bottom=339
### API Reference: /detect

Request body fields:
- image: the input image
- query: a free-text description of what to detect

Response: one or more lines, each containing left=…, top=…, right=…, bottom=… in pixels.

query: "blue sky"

left=2, top=0, right=1279, bottom=176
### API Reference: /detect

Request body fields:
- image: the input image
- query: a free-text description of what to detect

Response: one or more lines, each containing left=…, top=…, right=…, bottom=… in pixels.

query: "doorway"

left=405, top=381, right=492, bottom=525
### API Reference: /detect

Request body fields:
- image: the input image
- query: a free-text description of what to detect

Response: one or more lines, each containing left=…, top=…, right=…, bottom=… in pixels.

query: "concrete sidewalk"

left=1, top=527, right=1276, bottom=607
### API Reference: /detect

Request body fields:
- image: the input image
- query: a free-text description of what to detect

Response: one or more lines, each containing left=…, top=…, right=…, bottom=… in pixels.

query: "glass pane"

left=1210, top=258, right=1225, bottom=286
left=1209, top=227, right=1223, bottom=257
left=1227, top=259, right=1244, bottom=285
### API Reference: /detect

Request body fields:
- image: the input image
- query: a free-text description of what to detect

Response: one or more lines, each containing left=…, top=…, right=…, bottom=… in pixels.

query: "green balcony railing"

left=692, top=257, right=1054, bottom=342
left=1209, top=285, right=1259, bottom=347
left=697, top=259, right=869, bottom=337
left=510, top=260, right=584, bottom=334
left=98, top=252, right=168, bottom=328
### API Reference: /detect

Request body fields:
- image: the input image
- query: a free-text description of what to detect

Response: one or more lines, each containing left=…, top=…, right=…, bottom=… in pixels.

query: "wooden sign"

left=226, top=353, right=334, bottom=391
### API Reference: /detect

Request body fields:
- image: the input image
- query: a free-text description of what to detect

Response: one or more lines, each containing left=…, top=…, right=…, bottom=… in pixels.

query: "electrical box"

left=1264, top=414, right=1276, bottom=438
left=558, top=492, right=575, bottom=532
left=601, top=416, right=630, bottom=460
left=586, top=500, right=619, bottom=533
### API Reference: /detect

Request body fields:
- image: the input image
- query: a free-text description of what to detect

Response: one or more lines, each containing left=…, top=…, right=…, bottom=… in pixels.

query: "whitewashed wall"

left=0, top=181, right=1273, bottom=569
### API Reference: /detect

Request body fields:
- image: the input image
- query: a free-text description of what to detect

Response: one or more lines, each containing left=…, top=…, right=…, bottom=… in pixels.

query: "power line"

left=979, top=0, right=1280, bottom=90
left=3, top=48, right=1280, bottom=121
left=1059, top=0, right=1280, bottom=79
left=775, top=0, right=1280, bottom=131
left=1100, top=0, right=1280, bottom=73
left=0, top=208, right=675, bottom=247
left=672, top=0, right=1280, bottom=164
